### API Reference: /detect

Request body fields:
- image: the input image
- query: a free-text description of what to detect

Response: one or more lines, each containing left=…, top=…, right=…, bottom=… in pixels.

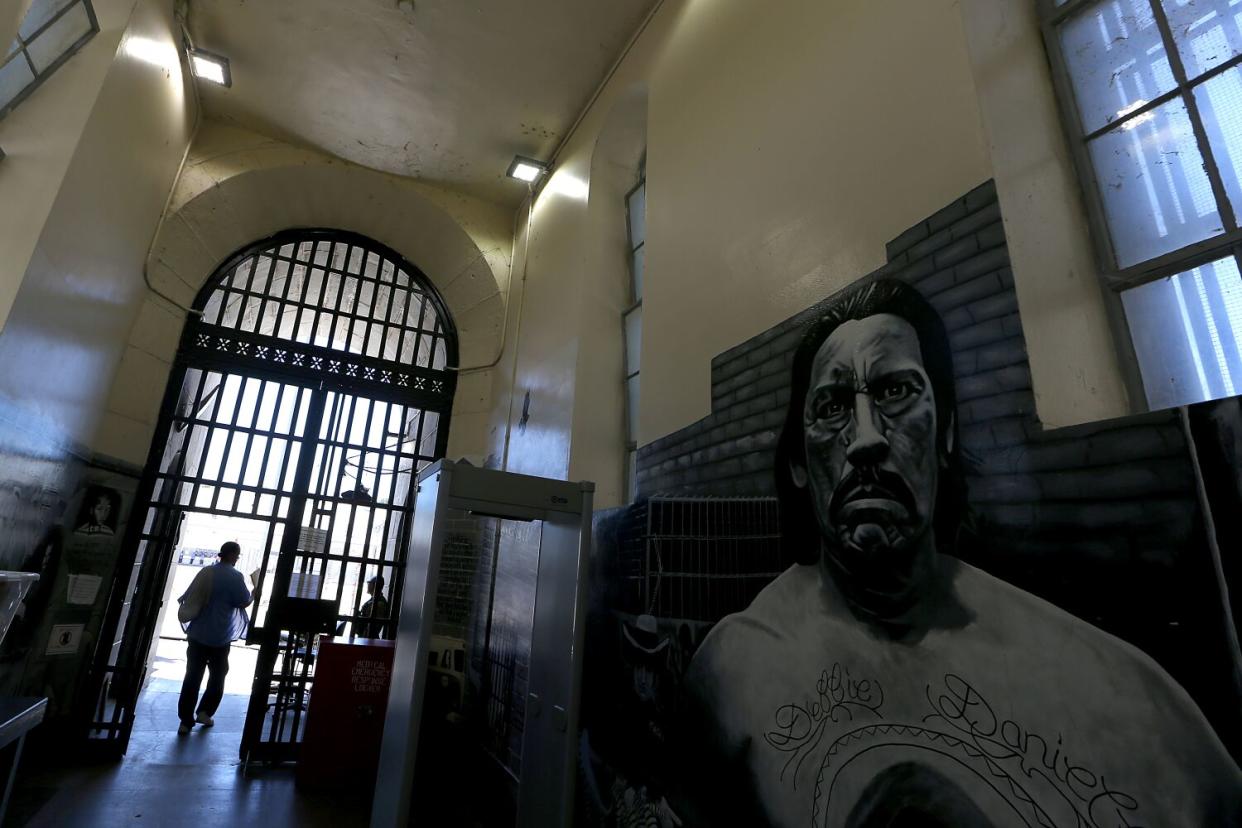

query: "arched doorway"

left=84, top=229, right=458, bottom=761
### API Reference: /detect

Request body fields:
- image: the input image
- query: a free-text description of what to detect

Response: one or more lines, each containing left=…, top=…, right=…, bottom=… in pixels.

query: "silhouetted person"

left=355, top=574, right=389, bottom=639
left=177, top=541, right=255, bottom=735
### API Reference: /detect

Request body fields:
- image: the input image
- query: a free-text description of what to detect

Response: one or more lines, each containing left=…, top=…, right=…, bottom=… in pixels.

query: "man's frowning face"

left=794, top=313, right=942, bottom=567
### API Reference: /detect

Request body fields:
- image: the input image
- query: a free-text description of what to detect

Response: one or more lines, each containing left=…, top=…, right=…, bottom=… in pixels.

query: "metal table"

left=0, top=697, right=47, bottom=825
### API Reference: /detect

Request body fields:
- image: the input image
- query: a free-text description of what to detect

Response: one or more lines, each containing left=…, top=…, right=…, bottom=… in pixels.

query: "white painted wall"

left=491, top=0, right=1143, bottom=510
left=0, top=0, right=35, bottom=71
left=640, top=0, right=995, bottom=443
left=484, top=6, right=672, bottom=504
left=493, top=0, right=996, bottom=507
left=6, top=0, right=1144, bottom=513
left=0, top=0, right=192, bottom=453
left=0, top=0, right=140, bottom=335
left=958, top=0, right=1133, bottom=426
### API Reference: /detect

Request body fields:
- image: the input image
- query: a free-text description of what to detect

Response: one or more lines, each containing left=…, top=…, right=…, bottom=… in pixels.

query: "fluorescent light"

left=507, top=155, right=548, bottom=182
left=189, top=48, right=231, bottom=87
left=511, top=162, right=542, bottom=182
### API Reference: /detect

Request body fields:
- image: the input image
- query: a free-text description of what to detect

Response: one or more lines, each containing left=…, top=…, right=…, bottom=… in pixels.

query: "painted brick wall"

left=633, top=181, right=1239, bottom=749
left=635, top=183, right=1195, bottom=590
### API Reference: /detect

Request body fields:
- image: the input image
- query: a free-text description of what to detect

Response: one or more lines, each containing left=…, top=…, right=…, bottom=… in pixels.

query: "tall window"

left=623, top=163, right=645, bottom=501
left=1043, top=0, right=1242, bottom=409
left=0, top=0, right=98, bottom=118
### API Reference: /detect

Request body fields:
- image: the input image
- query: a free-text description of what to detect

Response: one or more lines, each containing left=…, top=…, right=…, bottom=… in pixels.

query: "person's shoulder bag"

left=177, top=565, right=215, bottom=629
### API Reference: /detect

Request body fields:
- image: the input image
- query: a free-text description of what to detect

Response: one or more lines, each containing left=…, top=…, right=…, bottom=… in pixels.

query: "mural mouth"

left=837, top=497, right=909, bottom=522
left=830, top=471, right=917, bottom=526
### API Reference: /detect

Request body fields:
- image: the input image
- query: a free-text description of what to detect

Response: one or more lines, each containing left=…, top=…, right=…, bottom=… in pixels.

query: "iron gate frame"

left=81, top=229, right=459, bottom=759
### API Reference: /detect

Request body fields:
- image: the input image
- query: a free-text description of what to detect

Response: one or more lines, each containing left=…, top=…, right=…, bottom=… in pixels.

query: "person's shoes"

left=195, top=712, right=214, bottom=727
left=177, top=723, right=192, bottom=735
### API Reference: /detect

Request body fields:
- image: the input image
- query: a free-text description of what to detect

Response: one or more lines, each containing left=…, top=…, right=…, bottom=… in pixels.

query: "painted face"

left=91, top=496, right=111, bottom=524
left=797, top=314, right=940, bottom=568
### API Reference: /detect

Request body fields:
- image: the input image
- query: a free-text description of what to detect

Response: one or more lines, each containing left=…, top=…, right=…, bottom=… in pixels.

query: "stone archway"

left=97, top=121, right=515, bottom=468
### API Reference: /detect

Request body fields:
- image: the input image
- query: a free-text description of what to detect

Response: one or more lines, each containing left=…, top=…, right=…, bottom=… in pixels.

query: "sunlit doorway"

left=147, top=514, right=270, bottom=693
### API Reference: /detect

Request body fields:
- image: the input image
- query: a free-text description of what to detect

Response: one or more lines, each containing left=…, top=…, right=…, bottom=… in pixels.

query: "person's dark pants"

left=178, top=639, right=230, bottom=726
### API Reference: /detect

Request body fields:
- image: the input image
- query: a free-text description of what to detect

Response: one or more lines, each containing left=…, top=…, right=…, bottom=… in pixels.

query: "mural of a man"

left=681, top=279, right=1242, bottom=826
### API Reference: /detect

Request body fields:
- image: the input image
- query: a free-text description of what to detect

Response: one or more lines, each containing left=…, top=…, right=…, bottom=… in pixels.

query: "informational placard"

left=66, top=573, right=102, bottom=606
left=46, top=623, right=84, bottom=655
left=298, top=526, right=328, bottom=555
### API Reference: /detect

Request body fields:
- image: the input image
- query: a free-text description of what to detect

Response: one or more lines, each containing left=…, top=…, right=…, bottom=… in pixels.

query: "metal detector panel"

left=372, top=460, right=593, bottom=828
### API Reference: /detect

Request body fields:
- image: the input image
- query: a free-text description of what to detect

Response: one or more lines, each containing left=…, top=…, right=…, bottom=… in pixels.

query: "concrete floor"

left=8, top=642, right=371, bottom=828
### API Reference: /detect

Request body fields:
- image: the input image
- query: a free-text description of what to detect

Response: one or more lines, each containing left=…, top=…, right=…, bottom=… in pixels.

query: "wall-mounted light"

left=188, top=47, right=231, bottom=87
left=507, top=155, right=548, bottom=183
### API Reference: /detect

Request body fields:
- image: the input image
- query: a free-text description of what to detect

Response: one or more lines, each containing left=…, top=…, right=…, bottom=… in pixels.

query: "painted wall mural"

left=578, top=182, right=1242, bottom=826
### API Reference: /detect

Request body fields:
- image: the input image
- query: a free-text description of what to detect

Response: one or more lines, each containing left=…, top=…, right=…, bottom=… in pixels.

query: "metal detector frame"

left=371, top=460, right=594, bottom=828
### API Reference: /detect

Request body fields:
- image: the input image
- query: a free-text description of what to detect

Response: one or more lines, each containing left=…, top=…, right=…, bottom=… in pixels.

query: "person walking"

left=176, top=541, right=257, bottom=735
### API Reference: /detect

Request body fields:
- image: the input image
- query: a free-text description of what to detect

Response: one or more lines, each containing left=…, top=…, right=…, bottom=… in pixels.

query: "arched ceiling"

left=185, top=0, right=658, bottom=208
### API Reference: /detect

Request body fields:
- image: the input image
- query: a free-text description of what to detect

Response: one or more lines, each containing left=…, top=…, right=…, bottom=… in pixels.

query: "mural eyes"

left=873, top=377, right=922, bottom=415
left=807, top=377, right=921, bottom=426
left=808, top=390, right=851, bottom=425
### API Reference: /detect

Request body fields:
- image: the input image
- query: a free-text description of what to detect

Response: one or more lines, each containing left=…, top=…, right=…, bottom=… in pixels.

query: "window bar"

left=209, top=375, right=254, bottom=511
left=273, top=246, right=301, bottom=340
left=247, top=254, right=274, bottom=337
left=250, top=380, right=287, bottom=516
left=335, top=396, right=378, bottom=616
left=377, top=271, right=399, bottom=361
left=411, top=294, right=430, bottom=369
left=185, top=372, right=229, bottom=509
left=324, top=244, right=355, bottom=353
left=1149, top=0, right=1239, bottom=234
left=339, top=254, right=365, bottom=355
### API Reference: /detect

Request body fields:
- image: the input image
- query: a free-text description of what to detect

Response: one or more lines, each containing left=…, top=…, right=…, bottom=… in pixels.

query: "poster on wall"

left=578, top=183, right=1242, bottom=826
left=14, top=471, right=137, bottom=716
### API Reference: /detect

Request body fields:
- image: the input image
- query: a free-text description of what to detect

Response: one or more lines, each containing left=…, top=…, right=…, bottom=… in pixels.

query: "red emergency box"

left=296, top=636, right=395, bottom=790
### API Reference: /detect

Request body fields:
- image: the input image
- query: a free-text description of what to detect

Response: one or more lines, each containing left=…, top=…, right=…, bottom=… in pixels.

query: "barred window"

left=623, top=162, right=645, bottom=501
left=1043, top=0, right=1242, bottom=409
left=1, top=0, right=98, bottom=118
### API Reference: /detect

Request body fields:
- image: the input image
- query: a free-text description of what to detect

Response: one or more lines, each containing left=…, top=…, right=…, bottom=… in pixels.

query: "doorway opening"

left=82, top=229, right=458, bottom=762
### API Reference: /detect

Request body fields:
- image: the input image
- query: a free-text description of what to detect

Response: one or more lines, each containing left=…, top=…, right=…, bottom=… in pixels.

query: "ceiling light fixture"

left=188, top=47, right=231, bottom=87
left=507, top=155, right=548, bottom=183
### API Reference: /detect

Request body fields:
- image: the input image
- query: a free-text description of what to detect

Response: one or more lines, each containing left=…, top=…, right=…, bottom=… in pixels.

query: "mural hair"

left=774, top=278, right=966, bottom=565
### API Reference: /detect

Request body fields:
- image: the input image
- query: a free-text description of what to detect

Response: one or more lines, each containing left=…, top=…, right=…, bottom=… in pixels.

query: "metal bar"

left=209, top=375, right=251, bottom=511
left=173, top=349, right=455, bottom=411
left=273, top=246, right=300, bottom=340
left=327, top=244, right=357, bottom=353
left=1040, top=1, right=1127, bottom=276
left=1151, top=0, right=1239, bottom=233
left=359, top=248, right=380, bottom=357
left=349, top=399, right=385, bottom=616
left=1080, top=87, right=1182, bottom=142
left=250, top=253, right=279, bottom=337
left=250, top=380, right=288, bottom=514
left=186, top=371, right=229, bottom=511
left=82, top=363, right=193, bottom=749
left=240, top=385, right=327, bottom=760
left=1104, top=236, right=1242, bottom=292
left=292, top=239, right=322, bottom=345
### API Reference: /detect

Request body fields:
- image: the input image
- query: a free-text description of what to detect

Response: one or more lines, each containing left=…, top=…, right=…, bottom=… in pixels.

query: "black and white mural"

left=578, top=182, right=1242, bottom=826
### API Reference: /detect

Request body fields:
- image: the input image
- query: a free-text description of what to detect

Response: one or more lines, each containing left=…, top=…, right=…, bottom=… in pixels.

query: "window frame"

left=1040, top=0, right=1242, bottom=292
left=0, top=0, right=99, bottom=120
left=622, top=171, right=645, bottom=502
